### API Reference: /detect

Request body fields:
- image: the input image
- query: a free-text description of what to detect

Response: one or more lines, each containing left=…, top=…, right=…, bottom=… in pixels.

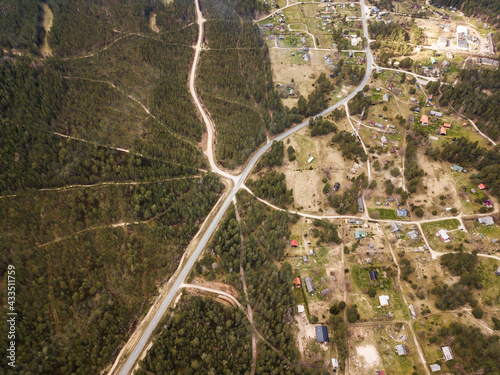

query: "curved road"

left=117, top=0, right=373, bottom=373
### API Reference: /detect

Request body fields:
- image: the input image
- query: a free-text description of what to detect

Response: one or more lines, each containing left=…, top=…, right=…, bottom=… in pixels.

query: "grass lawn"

left=369, top=208, right=399, bottom=220
left=294, top=133, right=317, bottom=169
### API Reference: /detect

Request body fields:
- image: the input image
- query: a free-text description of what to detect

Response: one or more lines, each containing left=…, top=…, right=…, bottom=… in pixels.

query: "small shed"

left=297, top=305, right=305, bottom=313
left=315, top=326, right=330, bottom=343
left=331, top=358, right=339, bottom=368
left=430, top=364, right=441, bottom=372
left=369, top=270, right=378, bottom=281
left=320, top=288, right=331, bottom=296
left=383, top=93, right=389, bottom=102
left=303, top=255, right=308, bottom=263
left=451, top=164, right=463, bottom=172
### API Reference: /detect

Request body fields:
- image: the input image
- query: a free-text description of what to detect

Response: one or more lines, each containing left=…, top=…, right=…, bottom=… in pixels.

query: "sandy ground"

left=149, top=13, right=160, bottom=33
left=294, top=313, right=317, bottom=360
left=190, top=277, right=240, bottom=299
left=412, top=150, right=461, bottom=217
left=269, top=48, right=331, bottom=108
left=356, top=345, right=381, bottom=367
left=40, top=3, right=53, bottom=57
left=275, top=128, right=362, bottom=213
left=349, top=326, right=383, bottom=375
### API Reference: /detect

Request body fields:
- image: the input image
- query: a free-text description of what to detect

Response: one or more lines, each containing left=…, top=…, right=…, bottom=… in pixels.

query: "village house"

left=355, top=230, right=367, bottom=240
left=437, top=229, right=450, bottom=243
left=397, top=208, right=408, bottom=218
left=369, top=270, right=378, bottom=281
left=293, top=277, right=302, bottom=288
left=478, top=216, right=494, bottom=226
left=357, top=197, right=364, bottom=213
left=316, top=326, right=330, bottom=343
left=407, top=230, right=419, bottom=240
left=305, top=277, right=315, bottom=293
left=420, top=115, right=429, bottom=125
left=391, top=222, right=401, bottom=233
left=291, top=239, right=299, bottom=247
left=440, top=126, right=447, bottom=135
left=395, top=344, right=407, bottom=356
left=441, top=346, right=454, bottom=361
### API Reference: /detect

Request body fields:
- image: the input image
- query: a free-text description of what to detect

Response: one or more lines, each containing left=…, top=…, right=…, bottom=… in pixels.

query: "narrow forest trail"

left=188, top=0, right=238, bottom=182
left=233, top=197, right=258, bottom=375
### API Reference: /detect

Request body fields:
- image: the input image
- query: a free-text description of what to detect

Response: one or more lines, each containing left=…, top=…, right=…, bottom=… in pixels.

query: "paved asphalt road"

left=119, top=1, right=373, bottom=373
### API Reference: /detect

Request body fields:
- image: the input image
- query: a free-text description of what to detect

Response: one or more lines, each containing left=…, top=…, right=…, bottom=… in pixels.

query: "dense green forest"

left=0, top=0, right=225, bottom=373
left=141, top=191, right=328, bottom=374
left=432, top=0, right=500, bottom=21
left=431, top=251, right=482, bottom=310
left=437, top=69, right=500, bottom=142
left=137, top=296, right=253, bottom=374
left=0, top=0, right=42, bottom=51
left=247, top=171, right=294, bottom=208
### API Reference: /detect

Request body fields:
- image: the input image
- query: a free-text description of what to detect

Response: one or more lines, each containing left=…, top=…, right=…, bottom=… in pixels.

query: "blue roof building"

left=316, top=326, right=330, bottom=343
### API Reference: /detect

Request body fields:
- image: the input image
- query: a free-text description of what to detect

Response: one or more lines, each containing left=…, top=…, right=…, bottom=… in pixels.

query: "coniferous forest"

left=0, top=0, right=224, bottom=373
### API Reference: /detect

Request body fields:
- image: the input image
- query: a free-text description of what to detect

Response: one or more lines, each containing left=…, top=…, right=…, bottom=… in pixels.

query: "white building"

left=379, top=295, right=390, bottom=306
left=437, top=229, right=450, bottom=243
left=441, top=346, right=454, bottom=361
left=297, top=305, right=305, bottom=313
left=438, top=36, right=448, bottom=48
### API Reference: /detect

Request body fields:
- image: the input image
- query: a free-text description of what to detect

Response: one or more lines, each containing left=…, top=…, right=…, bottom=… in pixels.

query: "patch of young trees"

left=247, top=171, right=294, bottom=208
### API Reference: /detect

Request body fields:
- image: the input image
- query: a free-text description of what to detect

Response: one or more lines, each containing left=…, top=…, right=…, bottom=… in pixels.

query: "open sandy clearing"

left=40, top=2, right=53, bottom=57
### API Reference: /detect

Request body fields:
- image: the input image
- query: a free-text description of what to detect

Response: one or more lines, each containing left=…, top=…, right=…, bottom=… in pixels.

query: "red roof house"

left=293, top=277, right=302, bottom=288
left=443, top=123, right=451, bottom=128
left=440, top=126, right=447, bottom=135
left=291, top=239, right=299, bottom=247
left=420, top=115, right=429, bottom=125
left=478, top=184, right=486, bottom=190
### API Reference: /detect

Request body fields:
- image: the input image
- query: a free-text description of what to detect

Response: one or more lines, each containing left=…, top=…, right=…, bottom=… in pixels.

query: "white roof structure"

left=441, top=346, right=454, bottom=361
left=456, top=25, right=468, bottom=35
left=437, top=229, right=450, bottom=243
left=430, top=363, right=441, bottom=372
left=395, top=344, right=407, bottom=356
left=307, top=156, right=314, bottom=163
left=331, top=358, right=339, bottom=368
left=478, top=216, right=494, bottom=226
left=379, top=295, right=390, bottom=306
left=297, top=305, right=305, bottom=313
